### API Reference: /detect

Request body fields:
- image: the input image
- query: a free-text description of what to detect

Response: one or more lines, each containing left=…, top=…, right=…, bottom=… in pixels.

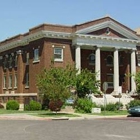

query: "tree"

left=76, top=69, right=100, bottom=98
left=36, top=65, right=77, bottom=111
left=135, top=72, right=140, bottom=98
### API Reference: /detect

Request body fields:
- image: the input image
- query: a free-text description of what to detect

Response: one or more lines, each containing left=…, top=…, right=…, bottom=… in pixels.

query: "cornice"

left=76, top=20, right=139, bottom=40
left=0, top=30, right=139, bottom=53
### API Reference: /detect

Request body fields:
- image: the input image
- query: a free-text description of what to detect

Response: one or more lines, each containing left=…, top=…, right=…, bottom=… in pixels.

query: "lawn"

left=92, top=110, right=129, bottom=116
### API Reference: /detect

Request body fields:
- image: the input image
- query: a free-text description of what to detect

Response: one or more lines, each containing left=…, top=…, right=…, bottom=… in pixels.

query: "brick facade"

left=0, top=16, right=140, bottom=108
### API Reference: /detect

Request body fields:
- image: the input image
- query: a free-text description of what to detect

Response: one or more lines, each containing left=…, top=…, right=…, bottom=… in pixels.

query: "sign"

left=103, top=82, right=108, bottom=92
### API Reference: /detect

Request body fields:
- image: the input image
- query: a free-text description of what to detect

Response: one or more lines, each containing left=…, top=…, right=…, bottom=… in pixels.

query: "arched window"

left=119, top=55, right=123, bottom=66
left=106, top=55, right=113, bottom=66
left=88, top=53, right=95, bottom=65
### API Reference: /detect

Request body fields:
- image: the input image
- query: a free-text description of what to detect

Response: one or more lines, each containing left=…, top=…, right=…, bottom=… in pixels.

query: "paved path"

left=0, top=113, right=128, bottom=120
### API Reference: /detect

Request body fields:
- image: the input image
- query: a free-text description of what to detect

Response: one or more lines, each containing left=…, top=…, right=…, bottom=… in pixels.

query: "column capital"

left=17, top=50, right=23, bottom=55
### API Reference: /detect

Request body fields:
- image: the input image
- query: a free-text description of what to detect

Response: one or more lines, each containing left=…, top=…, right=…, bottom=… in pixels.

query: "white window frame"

left=26, top=52, right=29, bottom=65
left=8, top=74, right=12, bottom=89
left=33, top=48, right=39, bottom=63
left=9, top=55, right=12, bottom=68
left=25, top=72, right=29, bottom=88
left=3, top=75, right=6, bottom=89
left=88, top=53, right=95, bottom=65
left=137, top=52, right=140, bottom=66
left=107, top=74, right=114, bottom=88
left=14, top=74, right=17, bottom=89
left=54, top=47, right=63, bottom=62
left=15, top=55, right=18, bottom=67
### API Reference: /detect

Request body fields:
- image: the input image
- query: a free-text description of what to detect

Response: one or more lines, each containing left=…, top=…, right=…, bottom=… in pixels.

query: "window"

left=137, top=52, right=140, bottom=66
left=107, top=74, right=113, bottom=88
left=14, top=74, right=17, bottom=88
left=9, top=74, right=12, bottom=89
left=3, top=75, right=6, bottom=89
left=88, top=53, right=95, bottom=65
left=8, top=55, right=13, bottom=68
left=3, top=56, right=7, bottom=69
left=54, top=48, right=63, bottom=61
left=26, top=52, right=29, bottom=65
left=33, top=48, right=39, bottom=62
left=106, top=55, right=113, bottom=66
left=14, top=55, right=18, bottom=67
left=25, top=72, right=29, bottom=88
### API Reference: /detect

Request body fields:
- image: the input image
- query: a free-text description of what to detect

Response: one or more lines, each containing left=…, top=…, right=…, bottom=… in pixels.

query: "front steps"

left=90, top=93, right=134, bottom=109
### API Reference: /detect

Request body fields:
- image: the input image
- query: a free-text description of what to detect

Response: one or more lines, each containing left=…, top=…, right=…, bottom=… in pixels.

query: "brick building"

left=0, top=16, right=140, bottom=109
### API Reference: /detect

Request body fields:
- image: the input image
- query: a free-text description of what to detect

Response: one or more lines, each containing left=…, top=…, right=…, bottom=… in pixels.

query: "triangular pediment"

left=76, top=19, right=139, bottom=40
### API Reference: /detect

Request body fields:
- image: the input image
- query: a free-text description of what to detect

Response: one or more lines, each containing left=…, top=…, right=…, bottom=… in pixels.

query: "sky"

left=0, top=0, right=140, bottom=41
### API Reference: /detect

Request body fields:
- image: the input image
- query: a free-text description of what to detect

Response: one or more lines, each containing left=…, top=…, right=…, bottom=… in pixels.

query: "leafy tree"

left=36, top=65, right=77, bottom=111
left=76, top=69, right=100, bottom=98
left=135, top=72, right=140, bottom=94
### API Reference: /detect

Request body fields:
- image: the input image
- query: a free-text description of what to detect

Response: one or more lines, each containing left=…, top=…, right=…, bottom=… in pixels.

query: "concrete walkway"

left=0, top=113, right=128, bottom=121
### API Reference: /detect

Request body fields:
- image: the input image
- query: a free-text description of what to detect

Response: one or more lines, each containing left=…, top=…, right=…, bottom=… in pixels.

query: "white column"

left=75, top=45, right=81, bottom=73
left=113, top=49, right=119, bottom=94
left=95, top=47, right=101, bottom=82
left=131, top=50, right=136, bottom=93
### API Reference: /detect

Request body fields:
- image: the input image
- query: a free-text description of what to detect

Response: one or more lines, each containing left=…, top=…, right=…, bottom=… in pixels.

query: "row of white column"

left=75, top=45, right=136, bottom=94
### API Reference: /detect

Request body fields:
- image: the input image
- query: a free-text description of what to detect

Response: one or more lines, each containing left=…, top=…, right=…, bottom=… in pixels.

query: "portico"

left=73, top=34, right=138, bottom=94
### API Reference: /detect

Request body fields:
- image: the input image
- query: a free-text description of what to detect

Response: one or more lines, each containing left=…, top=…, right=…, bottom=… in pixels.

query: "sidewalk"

left=0, top=113, right=128, bottom=121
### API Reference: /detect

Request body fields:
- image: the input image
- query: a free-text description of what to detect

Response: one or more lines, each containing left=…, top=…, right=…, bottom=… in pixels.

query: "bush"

left=49, top=100, right=63, bottom=112
left=127, top=100, right=140, bottom=109
left=25, top=100, right=42, bottom=111
left=6, top=100, right=19, bottom=110
left=98, top=102, right=123, bottom=111
left=75, top=98, right=95, bottom=113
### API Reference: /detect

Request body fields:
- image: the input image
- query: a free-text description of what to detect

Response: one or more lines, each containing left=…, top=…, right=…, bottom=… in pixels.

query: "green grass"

left=91, top=110, right=129, bottom=116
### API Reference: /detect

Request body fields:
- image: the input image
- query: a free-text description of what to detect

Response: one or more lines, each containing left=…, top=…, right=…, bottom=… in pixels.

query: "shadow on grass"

left=38, top=112, right=80, bottom=117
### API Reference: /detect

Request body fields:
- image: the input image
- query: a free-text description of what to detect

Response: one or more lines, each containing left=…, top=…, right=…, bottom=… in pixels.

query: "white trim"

left=0, top=93, right=37, bottom=97
left=76, top=20, right=140, bottom=40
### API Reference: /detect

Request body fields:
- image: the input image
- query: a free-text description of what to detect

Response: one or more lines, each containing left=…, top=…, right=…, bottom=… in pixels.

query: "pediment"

left=76, top=20, right=139, bottom=40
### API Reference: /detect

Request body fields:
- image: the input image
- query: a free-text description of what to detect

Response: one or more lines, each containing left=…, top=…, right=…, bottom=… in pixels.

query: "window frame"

left=14, top=74, right=17, bottom=89
left=25, top=72, right=29, bottom=88
left=106, top=73, right=114, bottom=88
left=3, top=75, right=6, bottom=89
left=26, top=52, right=29, bottom=65
left=106, top=55, right=113, bottom=66
left=88, top=53, right=95, bottom=65
left=8, top=74, right=12, bottom=89
left=54, top=47, right=63, bottom=62
left=33, top=48, right=39, bottom=63
left=137, top=52, right=140, bottom=66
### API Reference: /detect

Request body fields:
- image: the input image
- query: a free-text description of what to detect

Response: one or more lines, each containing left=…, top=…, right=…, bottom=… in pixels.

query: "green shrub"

left=127, top=100, right=140, bottom=109
left=25, top=100, right=42, bottom=111
left=6, top=100, right=19, bottom=110
left=115, top=102, right=123, bottom=110
left=75, top=98, right=95, bottom=113
left=98, top=102, right=123, bottom=111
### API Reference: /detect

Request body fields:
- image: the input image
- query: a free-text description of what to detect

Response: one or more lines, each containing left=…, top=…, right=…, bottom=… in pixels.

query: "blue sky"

left=0, top=0, right=140, bottom=41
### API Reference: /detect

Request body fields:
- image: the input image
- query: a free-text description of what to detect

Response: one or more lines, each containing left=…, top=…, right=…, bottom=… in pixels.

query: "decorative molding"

left=76, top=20, right=140, bottom=40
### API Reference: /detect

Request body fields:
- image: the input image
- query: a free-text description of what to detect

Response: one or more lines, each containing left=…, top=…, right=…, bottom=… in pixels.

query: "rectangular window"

left=25, top=72, right=29, bottom=88
left=26, top=52, right=29, bottom=65
left=15, top=55, right=18, bottom=67
left=54, top=48, right=63, bottom=61
left=137, top=52, right=140, bottom=66
left=9, top=74, right=12, bottom=88
left=3, top=75, right=6, bottom=89
left=107, top=74, right=113, bottom=88
left=33, top=48, right=39, bottom=62
left=14, top=74, right=17, bottom=88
